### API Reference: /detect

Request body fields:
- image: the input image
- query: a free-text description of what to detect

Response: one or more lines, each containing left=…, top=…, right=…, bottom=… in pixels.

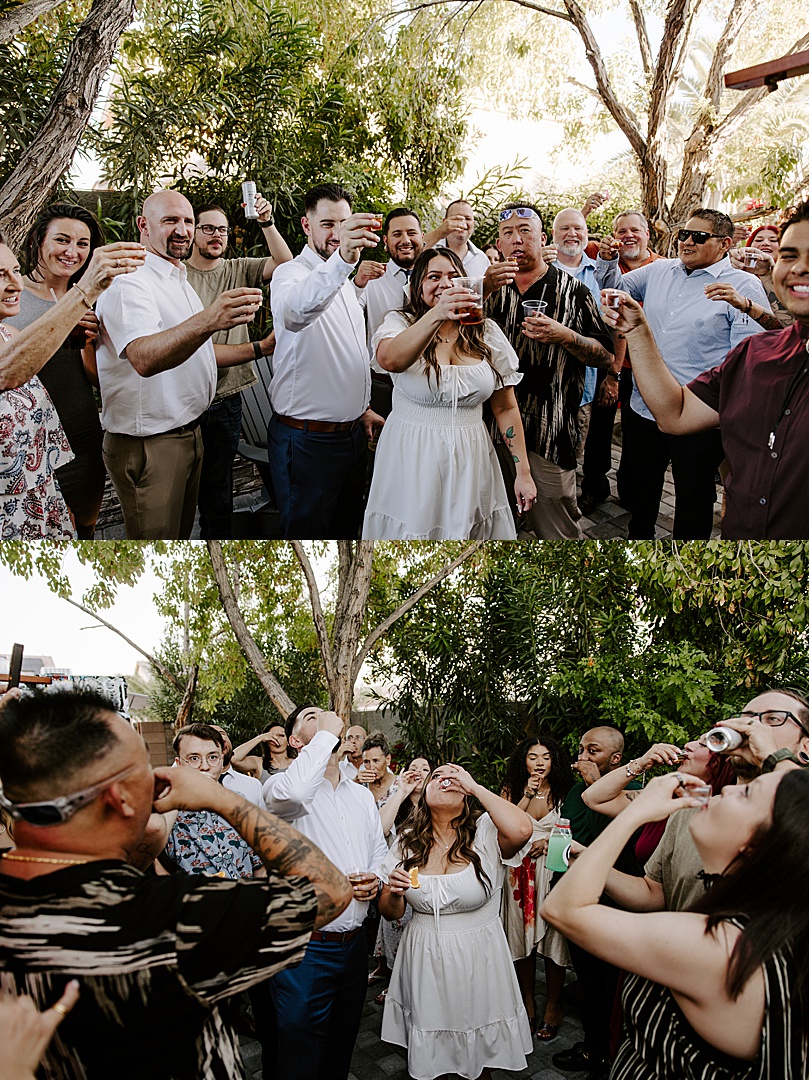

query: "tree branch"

left=352, top=541, right=484, bottom=684
left=561, top=0, right=647, bottom=160
left=62, top=596, right=183, bottom=692
left=628, top=0, right=653, bottom=78
left=647, top=0, right=701, bottom=144
left=206, top=541, right=296, bottom=719
left=0, top=0, right=136, bottom=250
left=291, top=541, right=336, bottom=694
left=0, top=0, right=66, bottom=45
left=402, top=0, right=571, bottom=22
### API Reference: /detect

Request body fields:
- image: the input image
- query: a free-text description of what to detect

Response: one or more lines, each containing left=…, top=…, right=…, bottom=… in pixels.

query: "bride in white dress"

left=379, top=762, right=535, bottom=1080
left=362, top=247, right=536, bottom=540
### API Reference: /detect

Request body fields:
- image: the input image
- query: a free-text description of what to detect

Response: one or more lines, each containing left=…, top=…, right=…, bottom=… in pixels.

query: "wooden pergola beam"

left=724, top=49, right=809, bottom=91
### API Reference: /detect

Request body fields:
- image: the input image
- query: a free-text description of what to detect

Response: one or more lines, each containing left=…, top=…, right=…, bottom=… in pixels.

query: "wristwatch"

left=760, top=748, right=802, bottom=773
left=606, top=371, right=620, bottom=382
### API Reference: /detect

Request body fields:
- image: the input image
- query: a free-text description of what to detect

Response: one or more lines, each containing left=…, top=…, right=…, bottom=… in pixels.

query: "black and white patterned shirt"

left=487, top=263, right=613, bottom=470
left=0, top=860, right=316, bottom=1079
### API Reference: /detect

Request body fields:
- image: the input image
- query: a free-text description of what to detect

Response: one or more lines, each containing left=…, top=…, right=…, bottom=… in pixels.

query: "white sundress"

left=381, top=813, right=533, bottom=1080
left=362, top=313, right=522, bottom=540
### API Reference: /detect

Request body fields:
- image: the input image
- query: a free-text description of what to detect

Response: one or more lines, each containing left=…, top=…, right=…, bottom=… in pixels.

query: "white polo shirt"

left=435, top=237, right=490, bottom=278
left=357, top=259, right=411, bottom=373
left=269, top=245, right=370, bottom=423
left=263, top=731, right=388, bottom=932
left=95, top=252, right=216, bottom=436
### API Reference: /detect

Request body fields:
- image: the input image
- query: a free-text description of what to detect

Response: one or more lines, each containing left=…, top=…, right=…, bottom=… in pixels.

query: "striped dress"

left=612, top=920, right=807, bottom=1080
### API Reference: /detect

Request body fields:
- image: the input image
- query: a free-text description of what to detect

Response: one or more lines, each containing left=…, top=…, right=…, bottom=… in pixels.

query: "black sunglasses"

left=677, top=229, right=724, bottom=244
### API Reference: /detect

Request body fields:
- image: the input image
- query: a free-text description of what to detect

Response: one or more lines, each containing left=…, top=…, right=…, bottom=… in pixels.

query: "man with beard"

left=488, top=203, right=614, bottom=538
left=268, top=183, right=385, bottom=539
left=551, top=209, right=623, bottom=486
left=186, top=199, right=292, bottom=540
left=425, top=199, right=491, bottom=277
left=96, top=190, right=271, bottom=539
left=357, top=208, right=425, bottom=420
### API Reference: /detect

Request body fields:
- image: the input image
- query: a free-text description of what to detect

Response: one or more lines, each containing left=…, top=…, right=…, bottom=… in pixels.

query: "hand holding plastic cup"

left=457, top=277, right=484, bottom=325
left=742, top=248, right=760, bottom=268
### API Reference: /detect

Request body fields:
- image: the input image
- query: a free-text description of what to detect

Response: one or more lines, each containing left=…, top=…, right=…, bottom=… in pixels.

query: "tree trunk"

left=0, top=0, right=135, bottom=250
left=0, top=0, right=67, bottom=45
left=331, top=542, right=374, bottom=719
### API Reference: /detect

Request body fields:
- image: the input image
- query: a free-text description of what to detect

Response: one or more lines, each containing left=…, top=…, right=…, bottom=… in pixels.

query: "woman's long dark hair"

left=397, top=774, right=491, bottom=892
left=692, top=768, right=809, bottom=1015
left=503, top=734, right=573, bottom=812
left=404, top=247, right=499, bottom=388
left=261, top=721, right=296, bottom=768
left=22, top=203, right=105, bottom=289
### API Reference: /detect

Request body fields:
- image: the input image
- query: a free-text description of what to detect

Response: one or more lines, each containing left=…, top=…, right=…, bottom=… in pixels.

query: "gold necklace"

left=1, top=852, right=91, bottom=865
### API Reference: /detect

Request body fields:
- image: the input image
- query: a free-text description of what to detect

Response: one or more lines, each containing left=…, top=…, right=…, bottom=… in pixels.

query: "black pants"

left=620, top=404, right=723, bottom=539
left=198, top=394, right=243, bottom=540
left=567, top=938, right=621, bottom=1064
left=580, top=370, right=632, bottom=502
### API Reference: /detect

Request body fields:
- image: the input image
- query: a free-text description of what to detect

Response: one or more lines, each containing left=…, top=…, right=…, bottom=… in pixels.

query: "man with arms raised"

left=263, top=705, right=388, bottom=1080
left=186, top=197, right=292, bottom=539
left=488, top=203, right=614, bottom=538
left=268, top=183, right=385, bottom=538
left=96, top=190, right=272, bottom=539
left=424, top=198, right=490, bottom=278
left=600, top=200, right=809, bottom=539
left=0, top=689, right=351, bottom=1080
left=600, top=208, right=771, bottom=539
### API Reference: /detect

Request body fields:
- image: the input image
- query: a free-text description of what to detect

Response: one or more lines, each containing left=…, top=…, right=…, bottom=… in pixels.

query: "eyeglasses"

left=677, top=229, right=723, bottom=244
left=499, top=207, right=539, bottom=221
left=0, top=764, right=139, bottom=826
left=179, top=753, right=222, bottom=768
left=727, top=710, right=809, bottom=738
left=196, top=225, right=229, bottom=236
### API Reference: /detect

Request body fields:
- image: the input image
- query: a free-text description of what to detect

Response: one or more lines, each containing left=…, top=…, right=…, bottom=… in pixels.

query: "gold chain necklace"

left=1, top=852, right=91, bottom=865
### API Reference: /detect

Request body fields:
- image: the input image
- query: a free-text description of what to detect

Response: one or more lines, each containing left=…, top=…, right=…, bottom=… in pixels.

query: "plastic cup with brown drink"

left=346, top=868, right=377, bottom=897
left=456, top=277, right=484, bottom=325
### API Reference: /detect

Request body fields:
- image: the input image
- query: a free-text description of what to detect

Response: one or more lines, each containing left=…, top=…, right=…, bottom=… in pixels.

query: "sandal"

left=374, top=987, right=388, bottom=1005
left=535, top=1022, right=560, bottom=1040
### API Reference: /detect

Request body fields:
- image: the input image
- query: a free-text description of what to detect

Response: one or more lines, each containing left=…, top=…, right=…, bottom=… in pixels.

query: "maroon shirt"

left=688, top=320, right=809, bottom=539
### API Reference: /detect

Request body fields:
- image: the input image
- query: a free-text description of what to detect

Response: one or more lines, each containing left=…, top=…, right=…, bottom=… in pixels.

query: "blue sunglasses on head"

left=499, top=207, right=539, bottom=221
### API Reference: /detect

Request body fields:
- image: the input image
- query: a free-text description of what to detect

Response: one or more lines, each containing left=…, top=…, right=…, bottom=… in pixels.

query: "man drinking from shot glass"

left=486, top=202, right=614, bottom=539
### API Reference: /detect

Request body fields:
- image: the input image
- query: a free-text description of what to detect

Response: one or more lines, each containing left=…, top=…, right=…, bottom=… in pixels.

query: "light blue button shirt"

left=556, top=251, right=600, bottom=407
left=620, top=256, right=770, bottom=421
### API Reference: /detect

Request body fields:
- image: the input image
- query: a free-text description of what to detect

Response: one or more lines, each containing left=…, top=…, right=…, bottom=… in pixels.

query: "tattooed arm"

left=562, top=330, right=612, bottom=368
left=153, top=766, right=352, bottom=928
left=489, top=385, right=536, bottom=514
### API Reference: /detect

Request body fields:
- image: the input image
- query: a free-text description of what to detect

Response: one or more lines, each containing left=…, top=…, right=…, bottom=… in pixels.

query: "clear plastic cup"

left=457, top=277, right=484, bottom=325
left=602, top=289, right=625, bottom=309
left=522, top=300, right=548, bottom=318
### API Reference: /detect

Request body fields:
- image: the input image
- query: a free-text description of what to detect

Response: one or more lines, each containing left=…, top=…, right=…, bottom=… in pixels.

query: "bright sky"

left=0, top=558, right=165, bottom=678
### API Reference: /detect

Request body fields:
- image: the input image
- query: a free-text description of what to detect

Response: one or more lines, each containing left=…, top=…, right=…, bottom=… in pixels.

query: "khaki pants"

left=102, top=427, right=203, bottom=539
left=497, top=441, right=582, bottom=540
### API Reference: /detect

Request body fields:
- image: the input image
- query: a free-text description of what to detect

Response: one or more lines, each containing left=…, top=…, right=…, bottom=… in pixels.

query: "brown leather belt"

left=275, top=413, right=361, bottom=434
left=371, top=371, right=393, bottom=386
left=162, top=416, right=202, bottom=436
left=310, top=926, right=363, bottom=943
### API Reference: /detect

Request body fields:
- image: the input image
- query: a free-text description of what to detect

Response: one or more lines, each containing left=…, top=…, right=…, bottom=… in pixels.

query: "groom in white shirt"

left=263, top=704, right=387, bottom=1080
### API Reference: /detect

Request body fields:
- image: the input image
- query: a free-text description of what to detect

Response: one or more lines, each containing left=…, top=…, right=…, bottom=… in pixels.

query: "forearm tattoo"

left=565, top=332, right=611, bottom=368
left=501, top=424, right=519, bottom=464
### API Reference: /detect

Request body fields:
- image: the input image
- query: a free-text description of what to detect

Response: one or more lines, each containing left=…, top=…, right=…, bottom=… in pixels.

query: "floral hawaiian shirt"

left=165, top=809, right=262, bottom=879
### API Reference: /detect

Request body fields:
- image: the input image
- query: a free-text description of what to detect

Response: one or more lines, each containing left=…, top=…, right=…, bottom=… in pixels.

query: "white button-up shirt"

left=435, top=237, right=490, bottom=278
left=95, top=252, right=217, bottom=436
left=263, top=731, right=388, bottom=932
left=221, top=767, right=263, bottom=807
left=269, top=245, right=370, bottom=422
left=357, top=260, right=411, bottom=373
left=620, top=256, right=770, bottom=421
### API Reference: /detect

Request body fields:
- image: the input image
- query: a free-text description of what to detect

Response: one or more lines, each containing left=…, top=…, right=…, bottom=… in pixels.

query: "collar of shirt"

left=387, top=260, right=411, bottom=280
left=296, top=242, right=356, bottom=275
left=675, top=254, right=731, bottom=278
left=143, top=250, right=188, bottom=283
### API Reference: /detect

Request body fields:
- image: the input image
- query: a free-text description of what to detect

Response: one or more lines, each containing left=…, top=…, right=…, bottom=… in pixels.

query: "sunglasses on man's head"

left=677, top=229, right=723, bottom=244
left=499, top=207, right=539, bottom=221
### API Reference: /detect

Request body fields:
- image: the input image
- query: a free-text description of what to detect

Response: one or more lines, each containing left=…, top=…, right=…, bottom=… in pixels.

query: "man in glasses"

left=0, top=688, right=352, bottom=1080
left=186, top=200, right=293, bottom=540
left=597, top=207, right=770, bottom=539
left=599, top=200, right=809, bottom=539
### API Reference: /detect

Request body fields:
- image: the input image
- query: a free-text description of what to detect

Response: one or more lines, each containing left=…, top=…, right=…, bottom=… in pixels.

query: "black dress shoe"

left=552, top=1041, right=590, bottom=1071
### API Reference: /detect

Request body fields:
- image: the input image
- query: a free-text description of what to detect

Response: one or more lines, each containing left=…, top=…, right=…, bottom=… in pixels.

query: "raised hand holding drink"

left=457, top=276, right=484, bottom=325
left=242, top=181, right=258, bottom=220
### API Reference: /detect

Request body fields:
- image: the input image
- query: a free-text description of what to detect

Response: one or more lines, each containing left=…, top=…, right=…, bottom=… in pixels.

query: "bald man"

left=95, top=190, right=271, bottom=539
left=553, top=726, right=639, bottom=1080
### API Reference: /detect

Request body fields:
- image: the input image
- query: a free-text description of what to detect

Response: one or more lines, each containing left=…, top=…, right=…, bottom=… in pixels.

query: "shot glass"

left=690, top=784, right=712, bottom=806
left=602, top=289, right=625, bottom=310
left=457, top=277, right=484, bottom=325
left=742, top=248, right=760, bottom=268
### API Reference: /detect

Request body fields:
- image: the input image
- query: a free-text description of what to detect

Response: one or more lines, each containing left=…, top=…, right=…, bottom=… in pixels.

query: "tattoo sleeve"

left=565, top=332, right=612, bottom=368
left=225, top=799, right=351, bottom=927
left=754, top=309, right=783, bottom=332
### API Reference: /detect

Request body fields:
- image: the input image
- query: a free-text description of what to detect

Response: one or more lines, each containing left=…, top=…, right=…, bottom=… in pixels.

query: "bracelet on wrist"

left=606, top=370, right=620, bottom=382
left=253, top=340, right=263, bottom=360
left=261, top=217, right=275, bottom=229
left=72, top=283, right=93, bottom=309
left=625, top=760, right=642, bottom=779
